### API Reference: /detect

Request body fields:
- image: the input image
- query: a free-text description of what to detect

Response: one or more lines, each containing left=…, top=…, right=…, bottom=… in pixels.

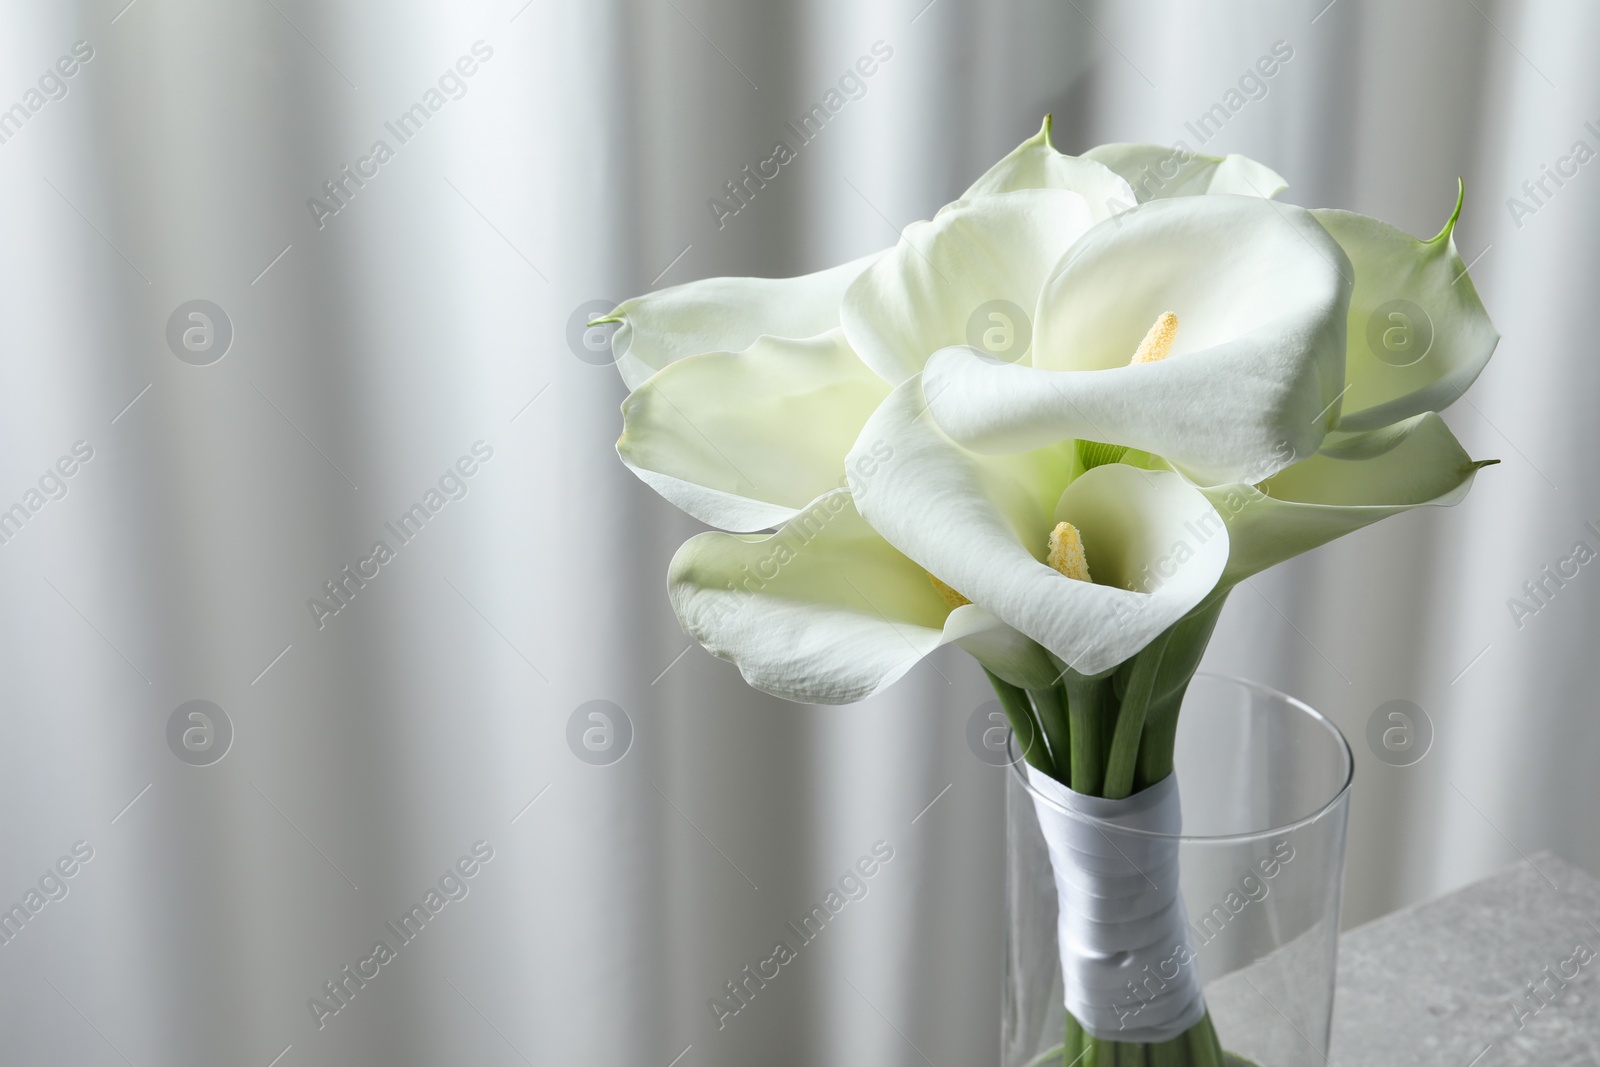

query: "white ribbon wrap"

left=1026, top=766, right=1205, bottom=1043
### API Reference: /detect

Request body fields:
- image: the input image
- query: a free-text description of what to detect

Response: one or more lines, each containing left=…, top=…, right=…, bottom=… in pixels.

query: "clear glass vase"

left=1003, top=674, right=1354, bottom=1067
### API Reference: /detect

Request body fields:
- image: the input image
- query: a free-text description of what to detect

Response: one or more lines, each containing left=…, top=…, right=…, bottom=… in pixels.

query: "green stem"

left=1185, top=1011, right=1226, bottom=1066
left=1064, top=1014, right=1093, bottom=1066
left=1132, top=591, right=1230, bottom=790
left=985, top=669, right=1056, bottom=780
left=1062, top=671, right=1114, bottom=795
left=1147, top=1031, right=1189, bottom=1067
left=1061, top=1018, right=1081, bottom=1067
left=1134, top=689, right=1184, bottom=792
left=1060, top=1009, right=1227, bottom=1067
left=1028, top=685, right=1073, bottom=779
left=1102, top=632, right=1169, bottom=800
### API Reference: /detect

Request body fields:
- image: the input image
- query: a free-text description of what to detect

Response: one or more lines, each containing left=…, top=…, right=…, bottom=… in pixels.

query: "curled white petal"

left=848, top=381, right=1227, bottom=675
left=924, top=194, right=1352, bottom=485
left=1312, top=198, right=1498, bottom=430
left=605, top=251, right=879, bottom=390
left=1203, top=412, right=1487, bottom=584
left=1083, top=142, right=1288, bottom=201
left=841, top=189, right=1097, bottom=384
left=961, top=117, right=1137, bottom=222
left=668, top=490, right=1055, bottom=703
left=618, top=330, right=889, bottom=532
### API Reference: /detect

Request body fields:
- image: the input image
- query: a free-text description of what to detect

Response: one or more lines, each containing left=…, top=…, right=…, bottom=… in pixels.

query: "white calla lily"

left=1311, top=191, right=1499, bottom=431
left=618, top=330, right=889, bottom=531
left=1082, top=142, right=1288, bottom=201
left=667, top=490, right=1059, bottom=703
left=1202, top=411, right=1489, bottom=585
left=960, top=116, right=1136, bottom=218
left=601, top=250, right=879, bottom=390
left=923, top=194, right=1352, bottom=485
left=847, top=380, right=1229, bottom=676
left=840, top=188, right=1097, bottom=383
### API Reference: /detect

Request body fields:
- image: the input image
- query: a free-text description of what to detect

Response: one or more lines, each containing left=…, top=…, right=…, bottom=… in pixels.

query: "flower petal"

left=848, top=381, right=1227, bottom=675
left=618, top=330, right=890, bottom=532
left=943, top=607, right=1064, bottom=690
left=1201, top=412, right=1487, bottom=584
left=1312, top=194, right=1499, bottom=431
left=667, top=490, right=1054, bottom=702
left=1082, top=143, right=1288, bottom=201
left=840, top=189, right=1098, bottom=384
left=924, top=194, right=1352, bottom=485
left=603, top=251, right=879, bottom=390
left=961, top=117, right=1136, bottom=222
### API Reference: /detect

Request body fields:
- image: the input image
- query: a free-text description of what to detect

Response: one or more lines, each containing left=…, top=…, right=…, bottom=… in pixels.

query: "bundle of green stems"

left=993, top=592, right=1245, bottom=1067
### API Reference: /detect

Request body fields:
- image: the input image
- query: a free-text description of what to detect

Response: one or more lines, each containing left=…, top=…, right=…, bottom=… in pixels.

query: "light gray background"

left=0, top=1, right=1594, bottom=1064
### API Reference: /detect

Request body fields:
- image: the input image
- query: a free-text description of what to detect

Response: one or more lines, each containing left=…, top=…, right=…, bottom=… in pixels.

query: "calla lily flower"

left=961, top=118, right=1139, bottom=204
left=667, top=406, right=1233, bottom=699
left=847, top=378, right=1230, bottom=676
left=667, top=490, right=1061, bottom=702
left=617, top=329, right=889, bottom=531
left=1059, top=150, right=1499, bottom=434
left=1200, top=411, right=1492, bottom=586
left=1310, top=192, right=1498, bottom=431
left=919, top=193, right=1353, bottom=486
left=840, top=187, right=1100, bottom=385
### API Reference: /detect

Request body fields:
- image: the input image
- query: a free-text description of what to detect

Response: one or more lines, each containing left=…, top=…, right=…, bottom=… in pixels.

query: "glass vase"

left=1003, top=674, right=1354, bottom=1067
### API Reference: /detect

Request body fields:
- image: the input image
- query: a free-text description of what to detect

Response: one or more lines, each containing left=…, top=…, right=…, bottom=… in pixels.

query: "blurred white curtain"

left=0, top=1, right=1595, bottom=1064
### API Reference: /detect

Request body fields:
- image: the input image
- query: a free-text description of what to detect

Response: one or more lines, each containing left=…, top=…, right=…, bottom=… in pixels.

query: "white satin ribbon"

left=1026, top=766, right=1205, bottom=1042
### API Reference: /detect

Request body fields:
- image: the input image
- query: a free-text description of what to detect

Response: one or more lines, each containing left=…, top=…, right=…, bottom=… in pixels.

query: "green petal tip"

left=1430, top=178, right=1465, bottom=244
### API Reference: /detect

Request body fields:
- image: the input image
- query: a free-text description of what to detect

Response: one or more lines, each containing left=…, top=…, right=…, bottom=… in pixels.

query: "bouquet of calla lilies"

left=602, top=118, right=1496, bottom=1064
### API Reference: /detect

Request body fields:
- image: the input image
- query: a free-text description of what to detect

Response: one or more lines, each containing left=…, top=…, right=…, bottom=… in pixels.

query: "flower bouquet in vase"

left=598, top=118, right=1497, bottom=1065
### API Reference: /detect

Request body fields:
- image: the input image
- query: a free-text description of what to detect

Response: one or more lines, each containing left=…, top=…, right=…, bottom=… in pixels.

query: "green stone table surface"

left=1329, top=853, right=1600, bottom=1065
